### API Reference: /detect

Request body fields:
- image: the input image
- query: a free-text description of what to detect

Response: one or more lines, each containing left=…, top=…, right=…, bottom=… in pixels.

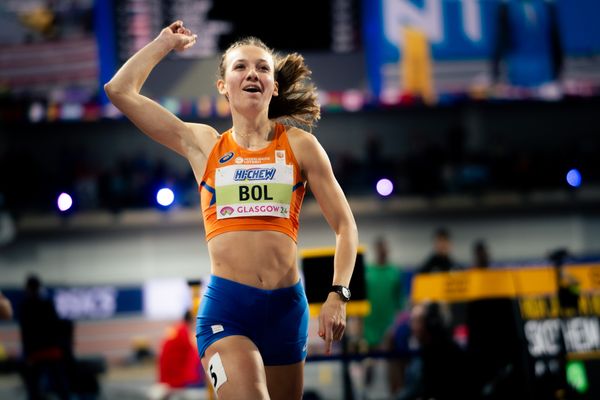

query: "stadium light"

left=566, top=169, right=582, bottom=188
left=156, top=188, right=175, bottom=207
left=57, top=192, right=73, bottom=212
left=376, top=178, right=394, bottom=197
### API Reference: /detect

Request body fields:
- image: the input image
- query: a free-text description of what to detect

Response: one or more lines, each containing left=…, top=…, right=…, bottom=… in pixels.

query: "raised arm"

left=104, top=21, right=217, bottom=173
left=291, top=128, right=359, bottom=354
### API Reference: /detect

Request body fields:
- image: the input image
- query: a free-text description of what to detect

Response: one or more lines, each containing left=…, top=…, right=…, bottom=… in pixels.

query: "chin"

left=237, top=100, right=268, bottom=112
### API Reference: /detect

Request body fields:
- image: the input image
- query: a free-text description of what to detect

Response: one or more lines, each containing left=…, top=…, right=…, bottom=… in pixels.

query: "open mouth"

left=243, top=86, right=262, bottom=93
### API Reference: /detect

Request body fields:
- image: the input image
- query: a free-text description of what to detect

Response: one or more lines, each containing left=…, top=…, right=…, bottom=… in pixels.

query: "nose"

left=246, top=68, right=259, bottom=80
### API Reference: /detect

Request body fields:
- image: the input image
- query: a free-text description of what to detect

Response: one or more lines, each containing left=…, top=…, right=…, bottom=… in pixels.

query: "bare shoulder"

left=186, top=122, right=220, bottom=155
left=187, top=121, right=220, bottom=140
left=286, top=125, right=321, bottom=153
left=285, top=125, right=329, bottom=175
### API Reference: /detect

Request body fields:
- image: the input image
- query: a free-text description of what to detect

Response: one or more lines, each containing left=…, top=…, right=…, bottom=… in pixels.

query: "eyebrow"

left=232, top=58, right=270, bottom=64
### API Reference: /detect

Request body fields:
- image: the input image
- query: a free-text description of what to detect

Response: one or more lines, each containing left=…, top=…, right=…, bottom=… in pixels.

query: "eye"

left=234, top=63, right=245, bottom=70
left=258, top=64, right=270, bottom=72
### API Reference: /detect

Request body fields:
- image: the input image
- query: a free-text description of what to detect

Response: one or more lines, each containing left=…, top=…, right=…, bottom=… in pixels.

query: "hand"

left=318, top=293, right=347, bottom=355
left=158, top=20, right=197, bottom=52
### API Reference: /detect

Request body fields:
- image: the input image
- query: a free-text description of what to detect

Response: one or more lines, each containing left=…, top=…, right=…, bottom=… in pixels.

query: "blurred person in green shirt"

left=363, top=236, right=404, bottom=397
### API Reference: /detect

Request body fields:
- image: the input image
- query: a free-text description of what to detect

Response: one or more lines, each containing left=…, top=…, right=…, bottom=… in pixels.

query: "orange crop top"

left=199, top=123, right=306, bottom=242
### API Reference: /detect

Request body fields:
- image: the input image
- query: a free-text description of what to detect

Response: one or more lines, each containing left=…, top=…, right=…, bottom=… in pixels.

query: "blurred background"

left=1, top=0, right=600, bottom=399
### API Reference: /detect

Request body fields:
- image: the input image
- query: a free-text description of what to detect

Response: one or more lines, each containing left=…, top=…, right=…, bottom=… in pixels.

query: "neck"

left=231, top=118, right=274, bottom=147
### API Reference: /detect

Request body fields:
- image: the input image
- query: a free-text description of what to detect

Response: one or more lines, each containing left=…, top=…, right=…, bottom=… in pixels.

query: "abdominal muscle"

left=207, top=230, right=300, bottom=290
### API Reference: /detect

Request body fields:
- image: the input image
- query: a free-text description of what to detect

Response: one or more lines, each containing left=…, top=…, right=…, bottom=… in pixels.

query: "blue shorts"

left=196, top=275, right=309, bottom=366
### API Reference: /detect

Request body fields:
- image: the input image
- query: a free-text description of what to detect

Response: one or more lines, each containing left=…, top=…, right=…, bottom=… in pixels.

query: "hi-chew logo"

left=234, top=168, right=276, bottom=181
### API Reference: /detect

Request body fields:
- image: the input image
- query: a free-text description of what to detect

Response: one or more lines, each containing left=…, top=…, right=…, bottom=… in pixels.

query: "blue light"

left=156, top=188, right=175, bottom=207
left=376, top=178, right=394, bottom=197
left=566, top=169, right=582, bottom=188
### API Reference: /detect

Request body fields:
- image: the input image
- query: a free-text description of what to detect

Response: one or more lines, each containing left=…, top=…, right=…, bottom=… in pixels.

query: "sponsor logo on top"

left=218, top=152, right=235, bottom=164
left=234, top=168, right=276, bottom=181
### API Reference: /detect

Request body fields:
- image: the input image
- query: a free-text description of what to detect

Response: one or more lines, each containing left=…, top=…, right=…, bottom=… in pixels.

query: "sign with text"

left=363, top=0, right=600, bottom=99
left=411, top=264, right=600, bottom=399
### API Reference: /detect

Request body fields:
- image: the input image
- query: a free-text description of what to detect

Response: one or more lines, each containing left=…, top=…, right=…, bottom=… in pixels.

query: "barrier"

left=411, top=264, right=600, bottom=399
left=301, top=246, right=369, bottom=400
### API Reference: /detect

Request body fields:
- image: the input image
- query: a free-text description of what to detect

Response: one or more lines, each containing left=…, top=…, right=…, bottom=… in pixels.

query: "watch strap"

left=330, top=285, right=351, bottom=302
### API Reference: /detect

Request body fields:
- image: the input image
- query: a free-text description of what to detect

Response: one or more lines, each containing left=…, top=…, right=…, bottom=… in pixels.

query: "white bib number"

left=215, top=163, right=294, bottom=219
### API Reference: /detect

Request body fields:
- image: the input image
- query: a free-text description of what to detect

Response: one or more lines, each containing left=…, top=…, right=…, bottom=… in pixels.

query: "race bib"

left=215, top=163, right=293, bottom=219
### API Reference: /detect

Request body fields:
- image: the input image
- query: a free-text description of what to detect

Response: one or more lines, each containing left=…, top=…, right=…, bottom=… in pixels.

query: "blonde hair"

left=218, top=37, right=321, bottom=129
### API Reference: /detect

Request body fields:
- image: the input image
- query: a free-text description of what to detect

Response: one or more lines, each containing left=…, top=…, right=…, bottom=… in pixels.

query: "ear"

left=216, top=79, right=227, bottom=95
left=273, top=80, right=279, bottom=97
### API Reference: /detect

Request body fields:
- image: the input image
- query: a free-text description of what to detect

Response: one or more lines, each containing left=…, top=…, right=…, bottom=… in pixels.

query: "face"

left=435, top=236, right=451, bottom=255
left=217, top=45, right=278, bottom=114
left=410, top=303, right=427, bottom=343
left=376, top=240, right=388, bottom=263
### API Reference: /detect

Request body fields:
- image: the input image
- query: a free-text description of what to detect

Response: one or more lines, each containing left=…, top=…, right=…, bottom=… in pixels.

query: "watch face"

left=342, top=287, right=350, bottom=299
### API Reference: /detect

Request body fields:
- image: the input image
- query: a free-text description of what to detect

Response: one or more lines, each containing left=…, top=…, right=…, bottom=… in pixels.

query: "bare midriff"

left=207, top=230, right=299, bottom=290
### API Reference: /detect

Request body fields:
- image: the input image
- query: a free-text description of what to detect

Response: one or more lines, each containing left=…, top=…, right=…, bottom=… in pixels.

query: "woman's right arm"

left=104, top=21, right=216, bottom=160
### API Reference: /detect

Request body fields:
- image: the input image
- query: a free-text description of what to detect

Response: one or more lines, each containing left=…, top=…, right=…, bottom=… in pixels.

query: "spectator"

left=419, top=228, right=456, bottom=273
left=0, top=290, right=12, bottom=320
left=362, top=237, right=404, bottom=396
left=472, top=239, right=491, bottom=269
left=490, top=0, right=563, bottom=96
left=158, top=310, right=204, bottom=390
left=465, top=245, right=532, bottom=400
left=397, top=302, right=473, bottom=400
left=389, top=305, right=415, bottom=397
left=18, top=274, right=71, bottom=400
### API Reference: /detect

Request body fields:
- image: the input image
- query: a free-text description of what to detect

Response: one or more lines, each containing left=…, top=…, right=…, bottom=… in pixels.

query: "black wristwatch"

left=330, top=285, right=351, bottom=302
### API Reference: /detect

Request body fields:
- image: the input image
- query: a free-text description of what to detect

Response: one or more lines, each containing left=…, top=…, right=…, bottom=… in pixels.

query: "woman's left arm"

left=294, top=130, right=359, bottom=354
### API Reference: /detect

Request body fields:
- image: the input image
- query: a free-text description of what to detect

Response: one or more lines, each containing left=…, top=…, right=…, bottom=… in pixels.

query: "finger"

left=183, top=38, right=196, bottom=49
left=318, top=315, right=325, bottom=338
left=337, top=320, right=346, bottom=336
left=334, top=324, right=346, bottom=341
left=331, top=323, right=341, bottom=341
left=169, top=20, right=183, bottom=32
left=332, top=324, right=341, bottom=341
left=325, top=336, right=333, bottom=355
left=325, top=321, right=334, bottom=354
